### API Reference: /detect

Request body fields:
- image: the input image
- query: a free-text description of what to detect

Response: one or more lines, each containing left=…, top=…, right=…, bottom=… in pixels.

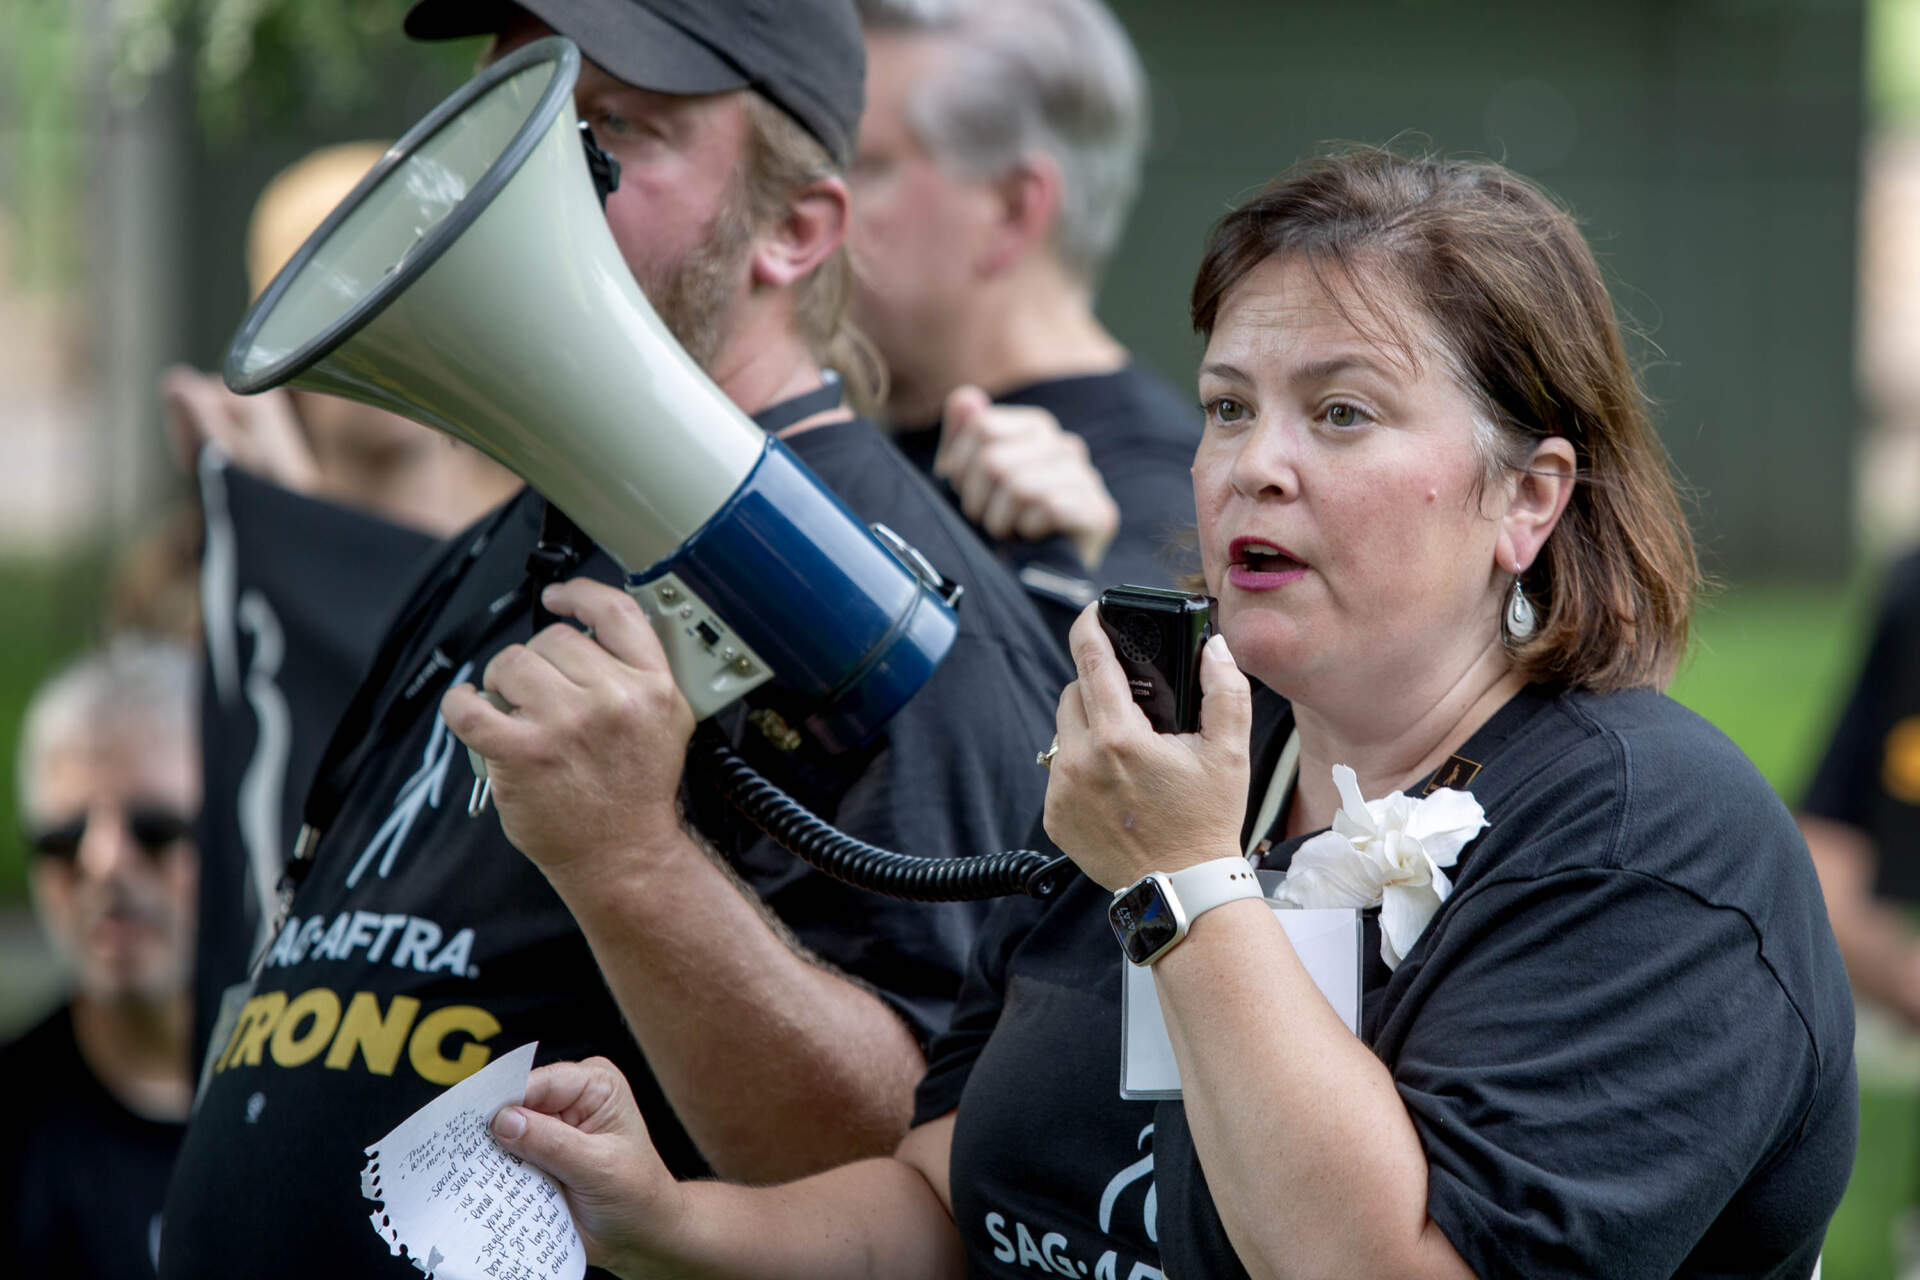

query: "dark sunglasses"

left=26, top=807, right=195, bottom=862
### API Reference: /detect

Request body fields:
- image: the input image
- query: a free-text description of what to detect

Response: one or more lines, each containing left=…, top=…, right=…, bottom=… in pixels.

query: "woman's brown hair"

left=1191, top=147, right=1698, bottom=692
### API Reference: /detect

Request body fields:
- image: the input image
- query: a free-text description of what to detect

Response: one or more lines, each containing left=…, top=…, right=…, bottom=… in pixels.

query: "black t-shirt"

left=1803, top=546, right=1920, bottom=899
left=916, top=684, right=1857, bottom=1279
left=160, top=412, right=1068, bottom=1278
left=0, top=1004, right=185, bottom=1280
left=190, top=457, right=442, bottom=1079
left=891, top=365, right=1200, bottom=636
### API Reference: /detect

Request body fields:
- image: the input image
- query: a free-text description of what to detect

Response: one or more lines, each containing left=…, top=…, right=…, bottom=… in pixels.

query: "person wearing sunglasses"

left=2, top=637, right=200, bottom=1279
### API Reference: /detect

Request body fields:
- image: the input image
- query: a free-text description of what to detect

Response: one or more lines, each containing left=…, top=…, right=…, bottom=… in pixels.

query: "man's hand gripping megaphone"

left=442, top=578, right=696, bottom=885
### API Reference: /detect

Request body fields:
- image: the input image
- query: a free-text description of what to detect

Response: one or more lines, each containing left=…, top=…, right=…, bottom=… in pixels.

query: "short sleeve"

left=1383, top=868, right=1825, bottom=1278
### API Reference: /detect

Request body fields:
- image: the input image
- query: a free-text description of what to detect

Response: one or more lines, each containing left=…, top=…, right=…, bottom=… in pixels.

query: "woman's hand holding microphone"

left=1042, top=603, right=1254, bottom=892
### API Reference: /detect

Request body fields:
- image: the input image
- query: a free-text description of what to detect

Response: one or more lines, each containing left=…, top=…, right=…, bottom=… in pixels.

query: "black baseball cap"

left=403, top=0, right=864, bottom=168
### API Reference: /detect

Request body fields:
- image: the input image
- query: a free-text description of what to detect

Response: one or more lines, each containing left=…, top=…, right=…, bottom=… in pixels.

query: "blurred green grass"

left=1669, top=581, right=1872, bottom=800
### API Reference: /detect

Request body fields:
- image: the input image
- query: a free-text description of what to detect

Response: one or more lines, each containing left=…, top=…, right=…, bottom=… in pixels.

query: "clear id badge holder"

left=1120, top=870, right=1363, bottom=1100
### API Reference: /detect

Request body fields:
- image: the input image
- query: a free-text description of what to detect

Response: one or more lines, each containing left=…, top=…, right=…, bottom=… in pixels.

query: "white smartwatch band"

left=1164, top=856, right=1265, bottom=918
left=1110, top=855, right=1265, bottom=966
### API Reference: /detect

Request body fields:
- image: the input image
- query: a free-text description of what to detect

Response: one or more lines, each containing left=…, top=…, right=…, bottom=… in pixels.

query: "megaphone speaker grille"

left=226, top=38, right=579, bottom=392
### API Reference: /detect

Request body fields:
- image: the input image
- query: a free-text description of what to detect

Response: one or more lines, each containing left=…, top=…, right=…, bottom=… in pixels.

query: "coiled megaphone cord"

left=691, top=726, right=1074, bottom=903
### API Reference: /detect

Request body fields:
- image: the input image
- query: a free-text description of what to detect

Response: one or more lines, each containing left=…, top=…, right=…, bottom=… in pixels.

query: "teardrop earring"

left=1503, top=576, right=1538, bottom=645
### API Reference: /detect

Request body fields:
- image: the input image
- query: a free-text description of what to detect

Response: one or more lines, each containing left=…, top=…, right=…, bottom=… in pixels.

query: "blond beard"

left=642, top=187, right=756, bottom=374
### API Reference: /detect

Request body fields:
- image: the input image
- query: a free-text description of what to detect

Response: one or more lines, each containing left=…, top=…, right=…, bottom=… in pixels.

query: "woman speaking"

left=486, top=149, right=1856, bottom=1278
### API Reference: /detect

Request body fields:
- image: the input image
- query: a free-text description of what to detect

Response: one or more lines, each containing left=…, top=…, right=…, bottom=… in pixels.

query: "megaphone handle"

left=527, top=500, right=593, bottom=632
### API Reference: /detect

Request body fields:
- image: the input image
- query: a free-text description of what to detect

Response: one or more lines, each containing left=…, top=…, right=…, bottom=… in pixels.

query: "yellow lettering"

left=407, top=1004, right=501, bottom=1086
left=219, top=991, right=288, bottom=1072
left=268, top=988, right=342, bottom=1067
left=325, top=992, right=422, bottom=1076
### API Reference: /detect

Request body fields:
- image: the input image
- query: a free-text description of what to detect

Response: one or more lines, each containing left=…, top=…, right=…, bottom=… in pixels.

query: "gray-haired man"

left=852, top=0, right=1198, bottom=627
left=4, top=639, right=200, bottom=1279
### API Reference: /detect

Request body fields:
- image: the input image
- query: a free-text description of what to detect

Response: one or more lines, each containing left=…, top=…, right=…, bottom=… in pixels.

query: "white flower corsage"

left=1272, top=764, right=1487, bottom=969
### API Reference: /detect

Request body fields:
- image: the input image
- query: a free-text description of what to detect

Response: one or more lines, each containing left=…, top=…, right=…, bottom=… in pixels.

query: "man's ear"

left=1494, top=435, right=1577, bottom=575
left=977, top=152, right=1062, bottom=278
left=749, top=173, right=850, bottom=290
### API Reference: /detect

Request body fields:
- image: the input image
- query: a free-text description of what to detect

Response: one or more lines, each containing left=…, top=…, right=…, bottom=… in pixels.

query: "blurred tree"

left=2, top=0, right=471, bottom=292
left=112, top=0, right=462, bottom=138
left=6, top=0, right=85, bottom=288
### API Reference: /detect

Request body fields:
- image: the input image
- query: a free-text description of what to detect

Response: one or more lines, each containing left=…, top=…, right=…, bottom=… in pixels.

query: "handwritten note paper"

left=360, top=1042, right=585, bottom=1280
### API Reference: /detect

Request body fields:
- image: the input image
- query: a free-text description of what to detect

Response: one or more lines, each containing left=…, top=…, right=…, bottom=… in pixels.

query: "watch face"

left=1110, top=878, right=1182, bottom=965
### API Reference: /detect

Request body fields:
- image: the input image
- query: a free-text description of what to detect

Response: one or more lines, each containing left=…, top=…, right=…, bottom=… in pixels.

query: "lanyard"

left=252, top=381, right=846, bottom=972
left=299, top=502, right=523, bottom=838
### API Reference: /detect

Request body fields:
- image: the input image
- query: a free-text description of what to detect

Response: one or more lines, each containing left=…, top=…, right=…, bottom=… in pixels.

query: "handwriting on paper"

left=360, top=1041, right=585, bottom=1280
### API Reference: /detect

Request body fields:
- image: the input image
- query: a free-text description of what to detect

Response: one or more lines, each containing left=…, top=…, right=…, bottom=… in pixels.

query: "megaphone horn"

left=223, top=35, right=957, bottom=753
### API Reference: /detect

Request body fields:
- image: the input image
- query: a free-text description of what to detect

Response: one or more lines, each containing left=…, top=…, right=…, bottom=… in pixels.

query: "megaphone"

left=224, top=36, right=1067, bottom=902
left=224, top=35, right=955, bottom=755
